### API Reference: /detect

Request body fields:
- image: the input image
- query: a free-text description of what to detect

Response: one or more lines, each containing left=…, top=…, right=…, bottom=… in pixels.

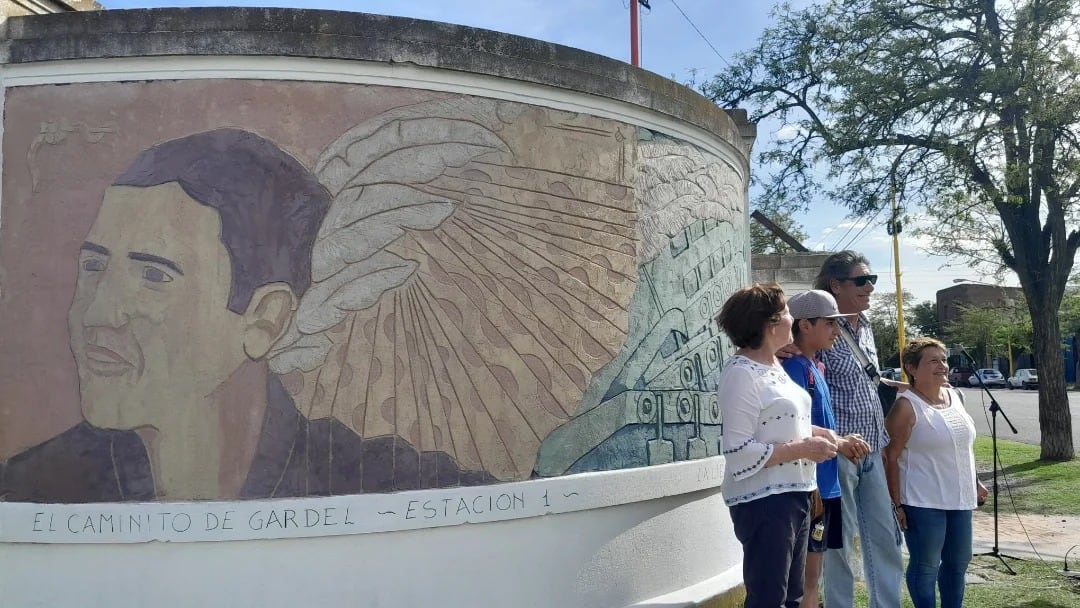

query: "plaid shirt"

left=818, top=313, right=889, bottom=451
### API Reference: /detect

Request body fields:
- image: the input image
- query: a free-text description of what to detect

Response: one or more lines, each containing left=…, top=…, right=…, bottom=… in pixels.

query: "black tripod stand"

left=961, top=349, right=1023, bottom=574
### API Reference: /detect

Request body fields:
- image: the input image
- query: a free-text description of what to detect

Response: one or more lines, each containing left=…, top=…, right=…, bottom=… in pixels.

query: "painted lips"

left=82, top=344, right=134, bottom=376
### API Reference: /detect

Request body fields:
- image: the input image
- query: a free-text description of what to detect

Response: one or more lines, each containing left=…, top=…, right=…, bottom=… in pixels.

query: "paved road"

left=953, top=386, right=1080, bottom=453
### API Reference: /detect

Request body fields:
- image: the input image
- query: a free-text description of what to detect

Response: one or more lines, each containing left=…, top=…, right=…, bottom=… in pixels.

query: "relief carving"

left=28, top=120, right=118, bottom=192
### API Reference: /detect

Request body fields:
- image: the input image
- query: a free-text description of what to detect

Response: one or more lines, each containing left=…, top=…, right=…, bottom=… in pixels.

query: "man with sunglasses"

left=814, top=251, right=905, bottom=608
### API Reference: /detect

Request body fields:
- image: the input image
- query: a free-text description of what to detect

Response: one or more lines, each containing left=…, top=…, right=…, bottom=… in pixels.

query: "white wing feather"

left=269, top=99, right=515, bottom=374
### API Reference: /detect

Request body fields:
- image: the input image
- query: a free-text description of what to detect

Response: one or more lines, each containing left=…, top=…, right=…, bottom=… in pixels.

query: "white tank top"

left=897, top=388, right=978, bottom=510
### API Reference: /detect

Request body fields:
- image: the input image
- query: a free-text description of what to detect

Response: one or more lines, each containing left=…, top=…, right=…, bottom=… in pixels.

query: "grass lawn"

left=973, top=437, right=1080, bottom=516
left=852, top=555, right=1080, bottom=607
left=846, top=437, right=1080, bottom=607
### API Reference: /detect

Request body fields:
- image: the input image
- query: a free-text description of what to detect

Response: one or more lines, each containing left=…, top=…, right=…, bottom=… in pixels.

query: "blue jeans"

left=823, top=452, right=903, bottom=608
left=902, top=505, right=973, bottom=608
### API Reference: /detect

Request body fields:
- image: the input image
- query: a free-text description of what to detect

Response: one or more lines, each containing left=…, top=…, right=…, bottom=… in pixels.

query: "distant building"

left=1, top=0, right=100, bottom=17
left=936, top=282, right=1023, bottom=326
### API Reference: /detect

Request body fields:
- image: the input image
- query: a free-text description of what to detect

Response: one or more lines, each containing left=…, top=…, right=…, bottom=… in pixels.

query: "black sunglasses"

left=839, top=274, right=878, bottom=287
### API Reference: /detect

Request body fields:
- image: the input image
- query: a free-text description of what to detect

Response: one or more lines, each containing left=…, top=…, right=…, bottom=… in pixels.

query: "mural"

left=0, top=80, right=746, bottom=503
left=535, top=132, right=746, bottom=475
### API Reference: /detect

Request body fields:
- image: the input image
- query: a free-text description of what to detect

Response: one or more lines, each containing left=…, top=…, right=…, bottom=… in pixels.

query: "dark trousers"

left=730, top=491, right=811, bottom=608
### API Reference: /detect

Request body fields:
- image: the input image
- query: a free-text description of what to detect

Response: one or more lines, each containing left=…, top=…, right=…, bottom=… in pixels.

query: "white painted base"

left=0, top=488, right=739, bottom=608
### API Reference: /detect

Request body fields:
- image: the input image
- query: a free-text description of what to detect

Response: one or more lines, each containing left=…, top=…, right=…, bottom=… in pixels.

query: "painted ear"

left=242, top=283, right=297, bottom=360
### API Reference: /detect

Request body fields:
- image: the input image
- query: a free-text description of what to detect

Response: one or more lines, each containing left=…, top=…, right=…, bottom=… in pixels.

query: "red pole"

left=630, top=0, right=640, bottom=66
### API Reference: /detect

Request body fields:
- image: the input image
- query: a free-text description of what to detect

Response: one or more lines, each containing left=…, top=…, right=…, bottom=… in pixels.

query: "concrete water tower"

left=0, top=8, right=754, bottom=606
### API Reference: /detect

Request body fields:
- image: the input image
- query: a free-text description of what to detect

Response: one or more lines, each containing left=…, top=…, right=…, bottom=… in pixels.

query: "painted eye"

left=81, top=258, right=105, bottom=272
left=143, top=266, right=173, bottom=284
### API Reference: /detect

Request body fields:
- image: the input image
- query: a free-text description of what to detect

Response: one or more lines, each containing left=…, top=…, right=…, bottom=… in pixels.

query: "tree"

left=1061, top=287, right=1080, bottom=338
left=869, top=290, right=915, bottom=368
left=909, top=300, right=943, bottom=339
left=948, top=306, right=999, bottom=370
left=947, top=302, right=1032, bottom=372
left=705, top=0, right=1080, bottom=460
left=1062, top=287, right=1080, bottom=385
left=751, top=203, right=810, bottom=254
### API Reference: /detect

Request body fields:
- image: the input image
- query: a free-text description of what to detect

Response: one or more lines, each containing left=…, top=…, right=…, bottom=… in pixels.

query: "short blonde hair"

left=901, top=337, right=947, bottom=382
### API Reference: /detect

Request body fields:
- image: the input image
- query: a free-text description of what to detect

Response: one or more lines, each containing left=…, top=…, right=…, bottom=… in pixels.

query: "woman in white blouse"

left=883, top=338, right=989, bottom=608
left=716, top=283, right=840, bottom=608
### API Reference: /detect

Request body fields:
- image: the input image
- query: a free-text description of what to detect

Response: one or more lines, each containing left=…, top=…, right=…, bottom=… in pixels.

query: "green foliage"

left=706, top=0, right=1080, bottom=459
left=908, top=300, right=942, bottom=338
left=1061, top=287, right=1080, bottom=338
left=750, top=204, right=810, bottom=254
left=947, top=302, right=1032, bottom=369
left=868, top=290, right=915, bottom=367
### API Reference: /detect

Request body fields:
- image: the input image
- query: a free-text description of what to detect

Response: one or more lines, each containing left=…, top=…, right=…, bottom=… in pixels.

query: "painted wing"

left=271, top=98, right=639, bottom=482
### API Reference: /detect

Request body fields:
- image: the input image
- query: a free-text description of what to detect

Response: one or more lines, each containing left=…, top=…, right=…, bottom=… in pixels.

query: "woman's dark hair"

left=813, top=250, right=870, bottom=294
left=716, top=283, right=786, bottom=349
left=901, top=337, right=947, bottom=384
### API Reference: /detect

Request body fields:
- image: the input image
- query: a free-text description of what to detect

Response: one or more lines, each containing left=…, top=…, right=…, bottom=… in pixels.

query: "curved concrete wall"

left=0, top=8, right=754, bottom=607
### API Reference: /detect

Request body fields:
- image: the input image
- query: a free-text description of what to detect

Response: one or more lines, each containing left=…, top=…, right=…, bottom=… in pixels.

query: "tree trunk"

left=1031, top=306, right=1074, bottom=460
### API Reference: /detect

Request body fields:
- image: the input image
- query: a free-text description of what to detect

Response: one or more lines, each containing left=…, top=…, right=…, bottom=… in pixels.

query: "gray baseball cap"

left=788, top=289, right=849, bottom=320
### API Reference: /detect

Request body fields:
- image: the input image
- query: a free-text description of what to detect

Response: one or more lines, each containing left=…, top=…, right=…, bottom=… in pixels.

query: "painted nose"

left=80, top=268, right=131, bottom=329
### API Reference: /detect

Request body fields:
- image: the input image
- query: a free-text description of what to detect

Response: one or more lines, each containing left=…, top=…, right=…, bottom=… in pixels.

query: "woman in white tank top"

left=883, top=338, right=989, bottom=608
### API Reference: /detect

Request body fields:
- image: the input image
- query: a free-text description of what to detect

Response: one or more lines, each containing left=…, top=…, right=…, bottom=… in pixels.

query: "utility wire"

left=833, top=203, right=889, bottom=252
left=668, top=0, right=729, bottom=66
left=826, top=212, right=870, bottom=252
left=838, top=215, right=879, bottom=251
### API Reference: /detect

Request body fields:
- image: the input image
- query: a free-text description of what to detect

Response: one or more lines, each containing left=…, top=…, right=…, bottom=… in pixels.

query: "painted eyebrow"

left=128, top=252, right=185, bottom=276
left=80, top=242, right=111, bottom=256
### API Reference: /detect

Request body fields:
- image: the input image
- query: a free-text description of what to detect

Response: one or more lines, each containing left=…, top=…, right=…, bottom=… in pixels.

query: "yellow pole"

left=891, top=178, right=907, bottom=380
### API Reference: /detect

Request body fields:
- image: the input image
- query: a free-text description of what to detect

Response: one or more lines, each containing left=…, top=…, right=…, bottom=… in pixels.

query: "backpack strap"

left=839, top=321, right=881, bottom=385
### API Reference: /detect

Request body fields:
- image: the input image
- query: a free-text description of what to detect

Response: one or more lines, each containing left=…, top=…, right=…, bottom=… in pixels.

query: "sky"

left=99, top=0, right=1011, bottom=303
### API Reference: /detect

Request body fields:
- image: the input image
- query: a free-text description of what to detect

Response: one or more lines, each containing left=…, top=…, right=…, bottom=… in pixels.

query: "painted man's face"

left=68, top=183, right=250, bottom=431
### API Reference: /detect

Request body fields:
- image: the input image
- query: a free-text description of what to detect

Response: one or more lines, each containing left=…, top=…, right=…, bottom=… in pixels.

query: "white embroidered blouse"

left=718, top=355, right=816, bottom=506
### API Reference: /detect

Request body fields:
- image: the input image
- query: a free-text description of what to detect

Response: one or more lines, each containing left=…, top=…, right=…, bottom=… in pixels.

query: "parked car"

left=881, top=367, right=901, bottom=381
left=948, top=367, right=975, bottom=385
left=1008, top=368, right=1039, bottom=390
left=969, top=368, right=1007, bottom=387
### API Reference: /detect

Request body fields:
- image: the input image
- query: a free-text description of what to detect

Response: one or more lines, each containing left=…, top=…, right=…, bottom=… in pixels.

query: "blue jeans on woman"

left=902, top=505, right=973, bottom=608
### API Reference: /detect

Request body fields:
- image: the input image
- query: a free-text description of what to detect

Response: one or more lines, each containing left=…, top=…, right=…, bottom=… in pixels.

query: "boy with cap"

left=782, top=289, right=872, bottom=608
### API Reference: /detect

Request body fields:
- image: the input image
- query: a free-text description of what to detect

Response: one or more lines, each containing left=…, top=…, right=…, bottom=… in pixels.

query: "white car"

left=969, top=368, right=1007, bottom=387
left=1008, top=368, right=1038, bottom=390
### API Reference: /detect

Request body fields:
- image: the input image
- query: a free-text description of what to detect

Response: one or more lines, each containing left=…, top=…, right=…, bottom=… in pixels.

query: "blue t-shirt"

left=781, top=355, right=841, bottom=499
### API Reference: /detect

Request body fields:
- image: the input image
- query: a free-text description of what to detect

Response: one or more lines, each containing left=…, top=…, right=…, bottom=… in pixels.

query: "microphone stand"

left=959, top=346, right=1021, bottom=574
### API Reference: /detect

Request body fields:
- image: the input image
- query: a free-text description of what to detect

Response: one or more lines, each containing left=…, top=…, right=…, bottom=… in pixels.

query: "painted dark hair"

left=113, top=128, right=332, bottom=314
left=813, top=250, right=871, bottom=294
left=716, top=282, right=786, bottom=349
